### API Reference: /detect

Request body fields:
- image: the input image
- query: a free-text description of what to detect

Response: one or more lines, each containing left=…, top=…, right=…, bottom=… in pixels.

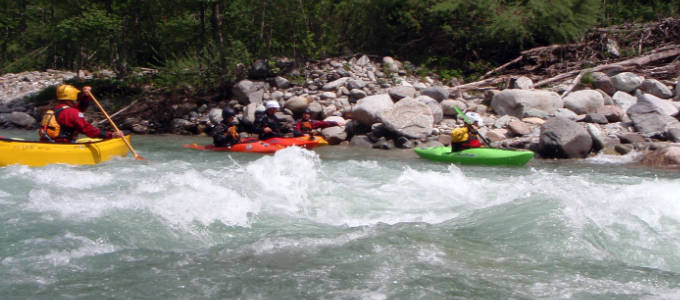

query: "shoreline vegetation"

left=1, top=1, right=679, bottom=167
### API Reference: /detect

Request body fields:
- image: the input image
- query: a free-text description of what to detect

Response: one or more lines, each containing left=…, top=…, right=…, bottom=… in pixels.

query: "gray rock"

left=563, top=89, right=605, bottom=114
left=232, top=80, right=265, bottom=105
left=618, top=133, right=647, bottom=144
left=421, top=87, right=449, bottom=102
left=584, top=113, right=608, bottom=124
left=348, top=79, right=367, bottom=90
left=274, top=76, right=290, bottom=89
left=307, top=101, right=324, bottom=119
left=591, top=72, right=616, bottom=95
left=596, top=89, right=614, bottom=105
left=441, top=99, right=466, bottom=116
left=667, top=128, right=680, bottom=142
left=321, top=126, right=348, bottom=145
left=612, top=91, right=637, bottom=112
left=356, top=55, right=370, bottom=66
left=493, top=115, right=518, bottom=128
left=637, top=92, right=678, bottom=116
left=8, top=111, right=36, bottom=128
left=208, top=108, right=223, bottom=124
left=627, top=97, right=680, bottom=135
left=675, top=77, right=680, bottom=101
left=171, top=118, right=195, bottom=134
left=284, top=96, right=309, bottom=113
left=586, top=123, right=608, bottom=152
left=539, top=117, right=593, bottom=158
left=350, top=89, right=367, bottom=100
left=271, top=91, right=284, bottom=100
left=352, top=94, right=394, bottom=126
left=349, top=135, right=374, bottom=148
left=378, top=97, right=434, bottom=139
left=322, top=77, right=349, bottom=91
left=507, top=120, right=532, bottom=136
left=319, top=92, right=337, bottom=100
left=553, top=108, right=578, bottom=120
left=491, top=89, right=563, bottom=118
left=388, top=86, right=416, bottom=101
left=382, top=56, right=399, bottom=73
left=372, top=137, right=394, bottom=150
left=596, top=105, right=624, bottom=122
left=513, top=76, right=534, bottom=89
left=242, top=103, right=264, bottom=126
left=640, top=78, right=673, bottom=99
left=611, top=72, right=643, bottom=93
left=605, top=38, right=620, bottom=57
left=415, top=95, right=443, bottom=124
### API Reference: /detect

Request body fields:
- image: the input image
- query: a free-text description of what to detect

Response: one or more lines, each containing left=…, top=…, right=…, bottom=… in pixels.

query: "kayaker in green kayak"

left=450, top=112, right=483, bottom=152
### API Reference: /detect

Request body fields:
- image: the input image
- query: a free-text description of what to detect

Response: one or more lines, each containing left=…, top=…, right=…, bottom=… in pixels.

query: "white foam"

left=2, top=232, right=117, bottom=267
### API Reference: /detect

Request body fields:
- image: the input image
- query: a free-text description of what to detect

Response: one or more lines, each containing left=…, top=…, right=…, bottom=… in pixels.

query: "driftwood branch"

left=95, top=100, right=139, bottom=125
left=561, top=69, right=591, bottom=98
left=449, top=76, right=508, bottom=92
left=480, top=56, right=522, bottom=79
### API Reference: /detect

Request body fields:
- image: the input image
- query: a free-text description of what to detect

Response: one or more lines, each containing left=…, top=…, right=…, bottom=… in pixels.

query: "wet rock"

left=352, top=94, right=394, bottom=126
left=372, top=137, right=394, bottom=150
left=611, top=72, right=643, bottom=93
left=321, top=125, right=348, bottom=145
left=415, top=95, right=443, bottom=124
left=563, top=90, right=605, bottom=114
left=539, top=117, right=593, bottom=158
left=349, top=135, right=374, bottom=148
left=491, top=89, right=562, bottom=118
left=618, top=133, right=647, bottom=144
left=421, top=87, right=449, bottom=102
left=8, top=111, right=37, bottom=128
left=379, top=97, right=433, bottom=139
left=640, top=146, right=680, bottom=167
left=640, top=78, right=673, bottom=99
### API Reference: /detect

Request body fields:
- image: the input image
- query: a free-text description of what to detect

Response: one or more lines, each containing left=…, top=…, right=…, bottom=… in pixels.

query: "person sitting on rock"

left=253, top=101, right=287, bottom=140
left=293, top=108, right=342, bottom=137
left=39, top=84, right=124, bottom=143
left=450, top=112, right=483, bottom=152
left=212, top=107, right=242, bottom=147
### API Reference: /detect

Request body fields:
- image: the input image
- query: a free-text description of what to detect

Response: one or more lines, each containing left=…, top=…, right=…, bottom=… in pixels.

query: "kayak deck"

left=184, top=136, right=325, bottom=153
left=414, top=146, right=534, bottom=166
left=0, top=135, right=131, bottom=167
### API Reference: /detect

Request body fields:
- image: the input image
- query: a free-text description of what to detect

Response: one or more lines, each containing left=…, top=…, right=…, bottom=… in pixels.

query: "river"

left=1, top=129, right=679, bottom=299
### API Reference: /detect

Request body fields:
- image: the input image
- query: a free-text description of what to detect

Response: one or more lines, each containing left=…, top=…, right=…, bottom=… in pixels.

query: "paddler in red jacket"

left=293, top=108, right=343, bottom=137
left=39, top=84, right=124, bottom=143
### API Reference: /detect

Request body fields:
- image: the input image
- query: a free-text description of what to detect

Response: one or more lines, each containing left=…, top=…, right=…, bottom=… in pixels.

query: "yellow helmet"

left=56, top=84, right=80, bottom=101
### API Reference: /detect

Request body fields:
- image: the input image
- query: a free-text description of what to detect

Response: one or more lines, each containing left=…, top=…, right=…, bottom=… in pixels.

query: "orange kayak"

left=183, top=136, right=325, bottom=153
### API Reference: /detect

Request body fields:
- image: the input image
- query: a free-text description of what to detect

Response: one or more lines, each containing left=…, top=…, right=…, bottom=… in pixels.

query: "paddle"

left=86, top=91, right=145, bottom=160
left=453, top=106, right=491, bottom=146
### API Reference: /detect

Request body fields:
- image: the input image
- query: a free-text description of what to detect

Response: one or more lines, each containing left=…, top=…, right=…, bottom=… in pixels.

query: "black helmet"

left=303, top=108, right=312, bottom=115
left=222, top=107, right=235, bottom=119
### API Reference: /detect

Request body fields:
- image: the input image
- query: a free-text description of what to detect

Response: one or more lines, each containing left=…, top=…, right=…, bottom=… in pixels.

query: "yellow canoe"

left=0, top=135, right=131, bottom=167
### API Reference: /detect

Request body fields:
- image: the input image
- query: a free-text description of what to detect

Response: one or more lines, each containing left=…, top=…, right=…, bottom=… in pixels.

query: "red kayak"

left=183, top=136, right=321, bottom=154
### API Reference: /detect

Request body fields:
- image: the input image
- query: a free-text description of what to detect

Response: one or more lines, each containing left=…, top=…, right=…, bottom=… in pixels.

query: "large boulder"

left=491, top=89, right=562, bottom=118
left=640, top=146, right=680, bottom=167
left=563, top=89, right=605, bottom=114
left=513, top=76, right=533, bottom=89
left=637, top=92, right=678, bottom=116
left=352, top=94, right=394, bottom=126
left=591, top=72, right=616, bottom=95
left=378, top=97, right=433, bottom=139
left=321, top=126, right=348, bottom=145
left=627, top=94, right=680, bottom=135
left=612, top=91, right=637, bottom=112
left=441, top=99, right=466, bottom=116
left=388, top=86, right=416, bottom=101
left=421, top=87, right=449, bottom=102
left=415, top=95, right=443, bottom=124
left=611, top=72, right=643, bottom=93
left=538, top=117, right=593, bottom=158
left=232, top=80, right=265, bottom=105
left=8, top=111, right=37, bottom=128
left=640, top=78, right=673, bottom=99
left=284, top=96, right=310, bottom=113
left=596, top=105, right=625, bottom=122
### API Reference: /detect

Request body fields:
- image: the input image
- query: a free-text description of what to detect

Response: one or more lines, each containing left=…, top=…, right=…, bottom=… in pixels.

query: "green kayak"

left=414, top=146, right=534, bottom=166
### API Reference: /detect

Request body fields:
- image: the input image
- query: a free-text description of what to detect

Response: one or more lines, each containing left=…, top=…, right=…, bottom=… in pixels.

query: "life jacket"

left=450, top=127, right=469, bottom=143
left=39, top=106, right=70, bottom=141
left=300, top=121, right=313, bottom=133
left=225, top=124, right=240, bottom=140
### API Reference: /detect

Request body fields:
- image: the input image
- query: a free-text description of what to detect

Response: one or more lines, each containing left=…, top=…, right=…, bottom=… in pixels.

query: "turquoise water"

left=1, top=129, right=680, bottom=299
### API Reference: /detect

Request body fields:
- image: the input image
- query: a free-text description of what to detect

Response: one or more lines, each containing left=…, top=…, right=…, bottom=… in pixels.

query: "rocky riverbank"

left=1, top=54, right=680, bottom=167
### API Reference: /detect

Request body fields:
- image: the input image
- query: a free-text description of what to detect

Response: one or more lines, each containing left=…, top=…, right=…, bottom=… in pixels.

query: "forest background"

left=2, top=0, right=679, bottom=92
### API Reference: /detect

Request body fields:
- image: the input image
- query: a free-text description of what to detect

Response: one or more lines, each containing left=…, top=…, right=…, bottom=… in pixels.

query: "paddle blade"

left=134, top=155, right=145, bottom=160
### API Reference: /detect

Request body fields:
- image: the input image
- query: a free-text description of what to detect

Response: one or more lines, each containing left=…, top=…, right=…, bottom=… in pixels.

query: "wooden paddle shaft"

left=86, top=91, right=143, bottom=160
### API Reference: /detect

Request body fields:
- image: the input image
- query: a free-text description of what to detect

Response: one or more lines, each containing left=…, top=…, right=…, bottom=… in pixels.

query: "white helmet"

left=265, top=101, right=280, bottom=110
left=464, top=112, right=483, bottom=126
